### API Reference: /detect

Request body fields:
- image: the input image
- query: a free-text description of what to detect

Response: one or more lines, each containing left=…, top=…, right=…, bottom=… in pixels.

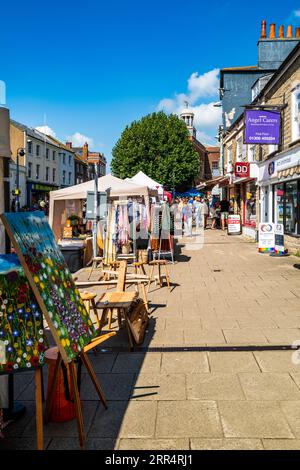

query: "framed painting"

left=0, top=254, right=45, bottom=374
left=1, top=212, right=97, bottom=364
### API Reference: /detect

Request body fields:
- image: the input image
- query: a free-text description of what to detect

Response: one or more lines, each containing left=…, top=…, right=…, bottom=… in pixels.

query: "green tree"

left=111, top=112, right=200, bottom=188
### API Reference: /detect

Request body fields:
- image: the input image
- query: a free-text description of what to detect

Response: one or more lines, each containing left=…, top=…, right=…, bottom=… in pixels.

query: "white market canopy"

left=49, top=173, right=153, bottom=240
left=127, top=171, right=163, bottom=194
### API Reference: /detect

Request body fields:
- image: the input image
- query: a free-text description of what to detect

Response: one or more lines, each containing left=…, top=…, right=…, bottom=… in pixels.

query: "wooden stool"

left=147, top=260, right=171, bottom=293
left=97, top=291, right=138, bottom=349
left=80, top=291, right=100, bottom=330
left=132, top=261, right=147, bottom=276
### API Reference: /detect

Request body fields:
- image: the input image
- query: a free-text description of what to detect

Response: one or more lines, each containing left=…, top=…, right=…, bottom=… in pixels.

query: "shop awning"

left=278, top=165, right=300, bottom=179
left=196, top=176, right=229, bottom=190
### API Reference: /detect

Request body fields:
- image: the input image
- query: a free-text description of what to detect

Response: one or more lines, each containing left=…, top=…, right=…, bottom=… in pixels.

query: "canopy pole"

left=93, top=163, right=98, bottom=258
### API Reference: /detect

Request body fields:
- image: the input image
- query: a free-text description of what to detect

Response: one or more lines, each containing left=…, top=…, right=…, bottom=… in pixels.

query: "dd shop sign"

left=244, top=109, right=281, bottom=145
left=227, top=214, right=242, bottom=235
left=235, top=162, right=250, bottom=178
left=258, top=223, right=275, bottom=253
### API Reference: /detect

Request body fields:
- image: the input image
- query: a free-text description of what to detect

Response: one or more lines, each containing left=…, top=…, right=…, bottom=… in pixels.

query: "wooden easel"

left=44, top=333, right=114, bottom=448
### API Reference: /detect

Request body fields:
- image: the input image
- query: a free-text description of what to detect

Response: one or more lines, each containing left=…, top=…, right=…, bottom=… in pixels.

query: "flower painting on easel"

left=0, top=254, right=45, bottom=374
left=1, top=212, right=97, bottom=363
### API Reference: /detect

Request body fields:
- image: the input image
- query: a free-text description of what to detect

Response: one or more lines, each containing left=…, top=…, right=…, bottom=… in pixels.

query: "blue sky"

left=1, top=0, right=300, bottom=167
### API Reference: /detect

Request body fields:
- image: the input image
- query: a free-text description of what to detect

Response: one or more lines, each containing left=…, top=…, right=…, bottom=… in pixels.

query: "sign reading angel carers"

left=244, top=109, right=281, bottom=145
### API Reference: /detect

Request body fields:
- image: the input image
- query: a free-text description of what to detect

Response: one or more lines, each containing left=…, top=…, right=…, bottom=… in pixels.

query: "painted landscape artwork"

left=1, top=212, right=96, bottom=363
left=0, top=254, right=44, bottom=374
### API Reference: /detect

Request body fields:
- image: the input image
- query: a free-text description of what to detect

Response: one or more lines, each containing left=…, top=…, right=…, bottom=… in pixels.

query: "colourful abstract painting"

left=1, top=212, right=97, bottom=363
left=0, top=254, right=45, bottom=374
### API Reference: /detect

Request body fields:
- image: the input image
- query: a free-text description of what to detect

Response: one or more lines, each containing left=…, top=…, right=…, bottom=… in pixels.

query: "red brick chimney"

left=260, top=20, right=267, bottom=39
left=296, top=27, right=300, bottom=38
left=286, top=25, right=293, bottom=38
left=278, top=25, right=284, bottom=39
left=65, top=141, right=72, bottom=149
left=83, top=142, right=89, bottom=160
left=269, top=23, right=276, bottom=39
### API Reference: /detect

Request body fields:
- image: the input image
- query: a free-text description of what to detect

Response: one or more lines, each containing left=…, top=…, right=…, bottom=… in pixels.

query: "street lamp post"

left=15, top=147, right=25, bottom=212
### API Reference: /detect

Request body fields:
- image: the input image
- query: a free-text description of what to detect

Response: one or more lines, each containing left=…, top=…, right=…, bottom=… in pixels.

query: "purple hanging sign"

left=244, top=109, right=281, bottom=145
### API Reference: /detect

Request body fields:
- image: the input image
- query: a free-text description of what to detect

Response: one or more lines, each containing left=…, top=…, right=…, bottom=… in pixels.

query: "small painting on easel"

left=0, top=254, right=44, bottom=374
left=1, top=212, right=96, bottom=364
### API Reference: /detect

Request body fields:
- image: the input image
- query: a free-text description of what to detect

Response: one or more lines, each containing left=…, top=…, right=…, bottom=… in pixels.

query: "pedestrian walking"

left=220, top=197, right=230, bottom=231
left=211, top=202, right=220, bottom=230
left=194, top=197, right=202, bottom=229
left=182, top=199, right=193, bottom=237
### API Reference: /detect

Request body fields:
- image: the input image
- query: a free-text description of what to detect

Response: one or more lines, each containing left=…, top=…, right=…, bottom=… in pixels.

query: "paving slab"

left=80, top=373, right=135, bottom=401
left=262, top=439, right=300, bottom=450
left=219, top=401, right=294, bottom=438
left=254, top=351, right=300, bottom=372
left=47, top=437, right=117, bottom=450
left=184, top=329, right=226, bottom=345
left=208, top=352, right=260, bottom=373
left=131, top=373, right=186, bottom=401
left=186, top=373, right=245, bottom=400
left=238, top=373, right=300, bottom=400
left=156, top=401, right=223, bottom=438
left=223, top=329, right=268, bottom=344
left=190, top=438, right=263, bottom=450
left=161, top=352, right=209, bottom=374
left=280, top=401, right=300, bottom=437
left=112, top=353, right=161, bottom=374
left=89, top=401, right=157, bottom=438
left=0, top=437, right=51, bottom=450
left=118, top=438, right=189, bottom=450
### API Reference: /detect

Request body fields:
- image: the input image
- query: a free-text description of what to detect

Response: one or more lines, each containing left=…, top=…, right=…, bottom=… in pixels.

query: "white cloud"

left=35, top=125, right=56, bottom=137
left=294, top=10, right=300, bottom=18
left=187, top=69, right=220, bottom=102
left=67, top=132, right=94, bottom=148
left=157, top=68, right=221, bottom=144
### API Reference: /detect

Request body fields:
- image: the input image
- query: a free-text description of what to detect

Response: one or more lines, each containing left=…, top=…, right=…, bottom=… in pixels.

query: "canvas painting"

left=0, top=254, right=45, bottom=374
left=1, top=212, right=97, bottom=363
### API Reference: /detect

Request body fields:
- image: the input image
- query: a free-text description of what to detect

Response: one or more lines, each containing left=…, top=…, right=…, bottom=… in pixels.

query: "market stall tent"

left=127, top=171, right=163, bottom=195
left=49, top=173, right=152, bottom=240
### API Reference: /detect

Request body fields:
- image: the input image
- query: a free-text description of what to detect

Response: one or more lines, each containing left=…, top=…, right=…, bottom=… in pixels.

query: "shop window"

left=292, top=84, right=300, bottom=142
left=244, top=182, right=257, bottom=227
left=273, top=181, right=300, bottom=235
left=236, top=137, right=246, bottom=162
left=274, top=183, right=285, bottom=225
left=285, top=181, right=298, bottom=234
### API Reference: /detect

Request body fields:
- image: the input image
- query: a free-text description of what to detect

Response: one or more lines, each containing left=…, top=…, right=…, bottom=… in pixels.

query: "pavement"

left=2, top=228, right=300, bottom=450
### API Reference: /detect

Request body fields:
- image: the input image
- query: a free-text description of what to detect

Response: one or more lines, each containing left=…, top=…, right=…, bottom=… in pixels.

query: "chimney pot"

left=260, top=20, right=267, bottom=39
left=269, top=23, right=276, bottom=39
left=278, top=25, right=284, bottom=39
left=296, top=27, right=300, bottom=38
left=286, top=25, right=293, bottom=38
left=66, top=141, right=72, bottom=149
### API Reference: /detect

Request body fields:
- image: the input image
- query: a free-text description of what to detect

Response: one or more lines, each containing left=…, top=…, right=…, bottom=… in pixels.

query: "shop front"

left=27, top=182, right=58, bottom=209
left=223, top=164, right=259, bottom=239
left=258, top=146, right=300, bottom=247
